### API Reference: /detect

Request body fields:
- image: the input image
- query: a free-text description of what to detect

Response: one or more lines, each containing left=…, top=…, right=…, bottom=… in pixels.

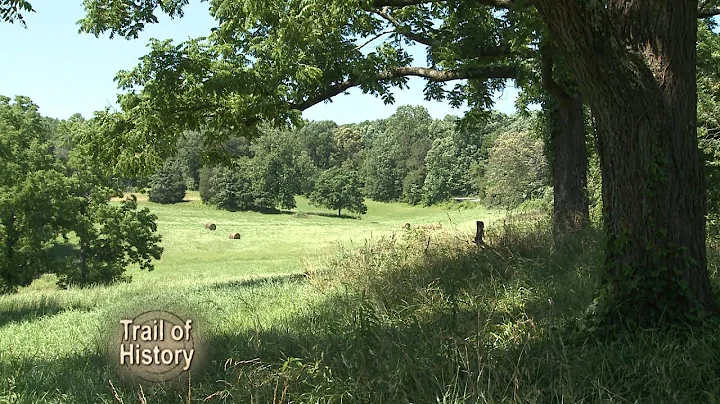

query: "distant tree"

left=198, top=165, right=216, bottom=203
left=297, top=151, right=320, bottom=197
left=148, top=159, right=186, bottom=204
left=330, top=125, right=363, bottom=168
left=402, top=169, right=425, bottom=205
left=484, top=131, right=549, bottom=209
left=296, top=120, right=336, bottom=169
left=175, top=130, right=203, bottom=190
left=698, top=21, right=720, bottom=237
left=361, top=143, right=404, bottom=202
left=359, top=107, right=431, bottom=202
left=198, top=126, right=309, bottom=212
left=310, top=167, right=367, bottom=217
left=250, top=126, right=306, bottom=210
left=422, top=137, right=468, bottom=205
left=204, top=166, right=244, bottom=211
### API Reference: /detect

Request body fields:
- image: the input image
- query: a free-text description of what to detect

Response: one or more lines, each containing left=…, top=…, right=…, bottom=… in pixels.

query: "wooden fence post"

left=474, top=221, right=485, bottom=245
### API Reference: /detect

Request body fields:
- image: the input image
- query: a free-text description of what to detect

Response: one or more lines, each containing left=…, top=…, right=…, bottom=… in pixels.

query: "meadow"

left=3, top=193, right=720, bottom=403
left=0, top=193, right=501, bottom=403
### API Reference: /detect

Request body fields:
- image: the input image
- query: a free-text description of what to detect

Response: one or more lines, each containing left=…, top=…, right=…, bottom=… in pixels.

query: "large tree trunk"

left=533, top=0, right=717, bottom=325
left=549, top=94, right=588, bottom=233
left=541, top=47, right=589, bottom=233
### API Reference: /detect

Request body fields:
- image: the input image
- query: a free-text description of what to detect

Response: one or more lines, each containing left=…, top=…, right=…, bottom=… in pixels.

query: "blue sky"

left=0, top=1, right=522, bottom=124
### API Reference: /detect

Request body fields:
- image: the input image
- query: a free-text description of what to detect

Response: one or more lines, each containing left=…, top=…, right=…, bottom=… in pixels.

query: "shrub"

left=199, top=165, right=215, bottom=202
left=148, top=160, right=186, bottom=204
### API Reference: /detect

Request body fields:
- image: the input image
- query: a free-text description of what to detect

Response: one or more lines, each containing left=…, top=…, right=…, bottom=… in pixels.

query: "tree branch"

left=373, top=8, right=435, bottom=46
left=370, top=0, right=514, bottom=9
left=540, top=45, right=572, bottom=105
left=475, top=0, right=514, bottom=7
left=354, top=29, right=397, bottom=50
left=698, top=7, right=720, bottom=17
left=371, top=0, right=438, bottom=6
left=372, top=8, right=511, bottom=57
left=291, top=65, right=516, bottom=111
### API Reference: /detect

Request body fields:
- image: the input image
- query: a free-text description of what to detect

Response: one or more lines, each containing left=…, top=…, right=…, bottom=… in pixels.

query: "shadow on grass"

left=277, top=209, right=361, bottom=219
left=6, top=221, right=720, bottom=402
left=190, top=222, right=720, bottom=402
left=304, top=211, right=361, bottom=219
left=197, top=273, right=308, bottom=292
left=0, top=296, right=93, bottom=328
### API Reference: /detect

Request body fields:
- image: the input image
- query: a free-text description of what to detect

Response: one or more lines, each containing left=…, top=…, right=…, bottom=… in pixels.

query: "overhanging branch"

left=475, top=0, right=514, bottom=7
left=540, top=45, right=572, bottom=104
left=371, top=0, right=438, bottom=6
left=370, top=0, right=514, bottom=8
left=372, top=8, right=511, bottom=57
left=291, top=65, right=516, bottom=111
left=373, top=8, right=435, bottom=46
left=698, top=7, right=720, bottom=17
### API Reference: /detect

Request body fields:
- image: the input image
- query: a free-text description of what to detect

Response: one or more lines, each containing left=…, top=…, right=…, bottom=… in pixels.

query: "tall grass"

left=4, top=204, right=720, bottom=402
left=207, top=216, right=720, bottom=403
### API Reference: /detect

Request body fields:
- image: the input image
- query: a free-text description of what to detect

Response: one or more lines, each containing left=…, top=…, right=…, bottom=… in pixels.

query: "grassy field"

left=0, top=193, right=501, bottom=403
left=4, top=193, right=720, bottom=403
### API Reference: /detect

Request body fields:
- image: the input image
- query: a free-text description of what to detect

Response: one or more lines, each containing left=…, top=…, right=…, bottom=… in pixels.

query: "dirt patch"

left=110, top=192, right=201, bottom=203
left=110, top=193, right=149, bottom=202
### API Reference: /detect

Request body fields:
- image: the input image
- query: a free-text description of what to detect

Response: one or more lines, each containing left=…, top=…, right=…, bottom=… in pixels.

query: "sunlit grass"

left=8, top=195, right=717, bottom=403
left=0, top=194, right=500, bottom=403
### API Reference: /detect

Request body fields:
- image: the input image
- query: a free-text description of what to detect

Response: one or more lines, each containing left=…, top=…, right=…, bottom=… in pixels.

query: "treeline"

left=154, top=105, right=548, bottom=214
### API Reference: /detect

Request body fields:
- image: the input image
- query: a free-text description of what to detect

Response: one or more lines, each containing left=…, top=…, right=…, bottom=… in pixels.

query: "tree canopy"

left=310, top=166, right=367, bottom=217
left=0, top=95, right=163, bottom=292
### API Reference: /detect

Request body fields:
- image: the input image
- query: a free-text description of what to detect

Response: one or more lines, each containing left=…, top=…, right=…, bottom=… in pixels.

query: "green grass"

left=0, top=194, right=501, bottom=403
left=4, top=194, right=720, bottom=403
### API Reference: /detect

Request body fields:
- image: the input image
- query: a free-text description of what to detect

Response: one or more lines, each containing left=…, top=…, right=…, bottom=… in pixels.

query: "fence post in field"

left=474, top=221, right=485, bottom=246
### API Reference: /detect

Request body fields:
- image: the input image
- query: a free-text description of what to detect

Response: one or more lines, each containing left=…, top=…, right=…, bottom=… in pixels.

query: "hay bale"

left=205, top=223, right=216, bottom=230
left=229, top=232, right=241, bottom=239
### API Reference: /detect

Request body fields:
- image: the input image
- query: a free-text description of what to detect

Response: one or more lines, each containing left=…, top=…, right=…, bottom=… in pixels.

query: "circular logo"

left=117, top=310, right=197, bottom=382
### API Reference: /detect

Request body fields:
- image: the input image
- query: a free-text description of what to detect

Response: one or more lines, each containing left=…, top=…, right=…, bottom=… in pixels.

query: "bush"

left=148, top=160, right=186, bottom=204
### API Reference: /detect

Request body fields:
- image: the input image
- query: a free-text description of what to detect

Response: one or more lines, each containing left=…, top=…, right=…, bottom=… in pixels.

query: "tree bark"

left=547, top=94, right=589, bottom=233
left=533, top=0, right=717, bottom=325
left=548, top=95, right=589, bottom=233
left=541, top=46, right=590, bottom=233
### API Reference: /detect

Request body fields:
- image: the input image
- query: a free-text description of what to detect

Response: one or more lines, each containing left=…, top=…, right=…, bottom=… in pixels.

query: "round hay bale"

left=402, top=223, right=411, bottom=230
left=229, top=232, right=241, bottom=239
left=205, top=223, right=216, bottom=230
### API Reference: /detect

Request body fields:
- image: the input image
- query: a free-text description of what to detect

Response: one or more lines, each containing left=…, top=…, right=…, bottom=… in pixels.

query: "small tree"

left=148, top=159, right=186, bottom=204
left=55, top=194, right=163, bottom=288
left=310, top=167, right=367, bottom=217
left=0, top=96, right=163, bottom=291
